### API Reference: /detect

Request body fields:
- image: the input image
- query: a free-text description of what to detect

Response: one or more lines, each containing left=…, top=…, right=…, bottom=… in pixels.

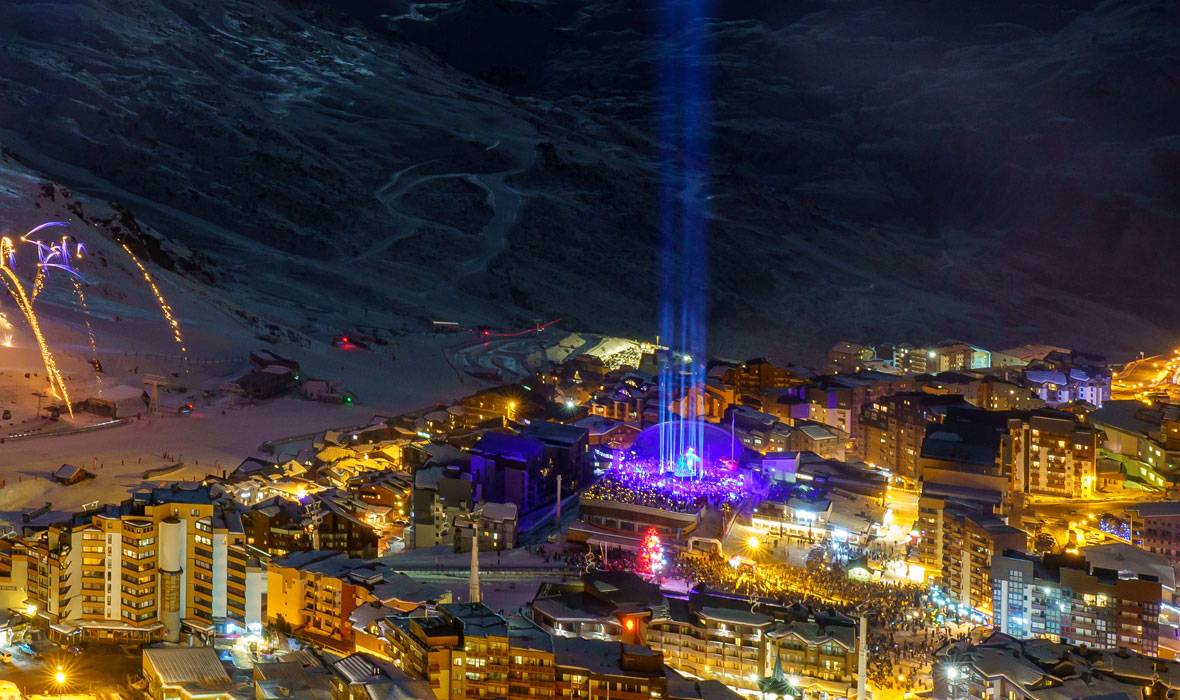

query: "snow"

left=0, top=161, right=478, bottom=526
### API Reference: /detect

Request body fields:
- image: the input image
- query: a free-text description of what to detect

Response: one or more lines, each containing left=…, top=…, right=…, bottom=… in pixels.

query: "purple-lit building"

left=469, top=432, right=549, bottom=513
left=522, top=420, right=592, bottom=493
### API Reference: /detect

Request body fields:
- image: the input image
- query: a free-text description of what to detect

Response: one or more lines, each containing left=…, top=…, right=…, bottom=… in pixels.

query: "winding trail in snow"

left=369, top=137, right=539, bottom=292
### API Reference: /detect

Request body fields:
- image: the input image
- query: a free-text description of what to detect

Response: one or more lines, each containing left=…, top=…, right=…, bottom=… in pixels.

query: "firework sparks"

left=20, top=222, right=84, bottom=299
left=119, top=243, right=187, bottom=363
left=71, top=276, right=102, bottom=396
left=0, top=235, right=74, bottom=416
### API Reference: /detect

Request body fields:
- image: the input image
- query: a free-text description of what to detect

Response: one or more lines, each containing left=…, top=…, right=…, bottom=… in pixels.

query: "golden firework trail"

left=71, top=276, right=102, bottom=396
left=119, top=243, right=187, bottom=364
left=0, top=235, right=73, bottom=416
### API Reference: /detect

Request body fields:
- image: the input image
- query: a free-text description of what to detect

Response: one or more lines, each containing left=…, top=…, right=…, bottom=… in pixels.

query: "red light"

left=625, top=619, right=635, bottom=631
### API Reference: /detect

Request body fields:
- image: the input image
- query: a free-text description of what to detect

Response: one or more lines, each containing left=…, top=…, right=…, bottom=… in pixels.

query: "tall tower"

left=555, top=475, right=562, bottom=535
left=468, top=520, right=481, bottom=604
left=857, top=615, right=868, bottom=700
left=159, top=517, right=184, bottom=643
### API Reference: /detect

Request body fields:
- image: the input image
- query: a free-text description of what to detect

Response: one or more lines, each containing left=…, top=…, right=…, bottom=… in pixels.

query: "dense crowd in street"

left=866, top=627, right=971, bottom=692
left=577, top=545, right=926, bottom=624
left=573, top=544, right=964, bottom=695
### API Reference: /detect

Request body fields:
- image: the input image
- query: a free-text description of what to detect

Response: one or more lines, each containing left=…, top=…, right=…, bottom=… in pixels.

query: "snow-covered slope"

left=0, top=0, right=1177, bottom=361
left=0, top=151, right=470, bottom=426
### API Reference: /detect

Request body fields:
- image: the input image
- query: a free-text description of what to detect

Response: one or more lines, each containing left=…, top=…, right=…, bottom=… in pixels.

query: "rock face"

left=0, top=0, right=1177, bottom=359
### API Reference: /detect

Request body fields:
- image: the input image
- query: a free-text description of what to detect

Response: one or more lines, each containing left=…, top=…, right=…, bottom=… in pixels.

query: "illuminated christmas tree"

left=638, top=527, right=665, bottom=579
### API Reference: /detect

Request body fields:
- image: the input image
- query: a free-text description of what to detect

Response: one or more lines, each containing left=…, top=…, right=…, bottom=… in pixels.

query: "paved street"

left=0, top=643, right=142, bottom=696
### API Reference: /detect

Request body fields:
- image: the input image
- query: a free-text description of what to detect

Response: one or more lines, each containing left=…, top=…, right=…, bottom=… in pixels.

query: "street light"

left=747, top=536, right=760, bottom=550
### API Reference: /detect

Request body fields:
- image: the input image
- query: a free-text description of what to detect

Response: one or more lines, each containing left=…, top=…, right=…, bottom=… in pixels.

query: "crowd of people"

left=583, top=462, right=747, bottom=513
left=866, top=626, right=972, bottom=693
left=574, top=544, right=965, bottom=695
left=578, top=544, right=926, bottom=626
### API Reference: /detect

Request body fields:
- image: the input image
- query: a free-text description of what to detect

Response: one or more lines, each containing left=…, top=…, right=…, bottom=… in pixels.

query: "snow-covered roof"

left=476, top=502, right=517, bottom=523
left=144, top=646, right=231, bottom=687
left=53, top=464, right=84, bottom=480
left=796, top=424, right=836, bottom=441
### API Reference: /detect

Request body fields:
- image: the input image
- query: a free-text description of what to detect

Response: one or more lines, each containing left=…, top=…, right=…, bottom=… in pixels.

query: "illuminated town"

left=3, top=307, right=1180, bottom=700
left=0, top=3, right=1177, bottom=700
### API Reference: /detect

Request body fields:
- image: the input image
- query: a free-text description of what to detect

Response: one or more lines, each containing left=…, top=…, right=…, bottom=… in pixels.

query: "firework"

left=0, top=222, right=191, bottom=417
left=20, top=221, right=84, bottom=299
left=71, top=276, right=102, bottom=396
left=118, top=243, right=187, bottom=363
left=0, top=234, right=74, bottom=416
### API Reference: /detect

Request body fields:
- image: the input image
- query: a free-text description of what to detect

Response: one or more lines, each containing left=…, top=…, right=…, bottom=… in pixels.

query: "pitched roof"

left=144, top=647, right=232, bottom=687
left=54, top=464, right=84, bottom=480
left=470, top=432, right=544, bottom=462
left=522, top=421, right=589, bottom=446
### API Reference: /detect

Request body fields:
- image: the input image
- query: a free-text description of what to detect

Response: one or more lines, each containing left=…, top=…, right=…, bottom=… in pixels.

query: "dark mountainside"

left=0, top=0, right=1177, bottom=361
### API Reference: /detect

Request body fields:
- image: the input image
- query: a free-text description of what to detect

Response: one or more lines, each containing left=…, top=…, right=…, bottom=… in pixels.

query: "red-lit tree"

left=638, top=527, right=664, bottom=579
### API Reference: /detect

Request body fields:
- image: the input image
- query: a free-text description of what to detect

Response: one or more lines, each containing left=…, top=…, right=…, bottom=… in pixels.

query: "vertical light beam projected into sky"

left=658, top=0, right=712, bottom=473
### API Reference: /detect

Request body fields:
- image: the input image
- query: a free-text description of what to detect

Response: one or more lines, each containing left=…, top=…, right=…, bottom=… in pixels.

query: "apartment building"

left=761, top=371, right=904, bottom=456
left=367, top=602, right=555, bottom=700
left=365, top=601, right=743, bottom=700
left=917, top=485, right=1027, bottom=615
left=348, top=469, right=413, bottom=521
left=266, top=550, right=448, bottom=648
left=861, top=393, right=968, bottom=480
left=893, top=343, right=990, bottom=376
left=528, top=571, right=662, bottom=644
left=240, top=491, right=380, bottom=558
left=412, top=465, right=474, bottom=549
left=1023, top=367, right=1110, bottom=407
left=721, top=358, right=803, bottom=400
left=918, top=407, right=1009, bottom=493
left=1126, top=501, right=1180, bottom=563
left=1004, top=412, right=1098, bottom=499
left=4, top=485, right=265, bottom=644
left=645, top=590, right=858, bottom=699
left=827, top=342, right=875, bottom=373
left=975, top=377, right=1044, bottom=412
left=992, top=550, right=1162, bottom=656
left=452, top=502, right=518, bottom=553
left=1090, top=400, right=1180, bottom=483
left=933, top=633, right=1180, bottom=700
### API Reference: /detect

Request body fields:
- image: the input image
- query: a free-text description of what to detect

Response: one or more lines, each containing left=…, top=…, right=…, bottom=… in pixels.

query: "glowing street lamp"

left=55, top=666, right=66, bottom=685
left=747, top=536, right=760, bottom=550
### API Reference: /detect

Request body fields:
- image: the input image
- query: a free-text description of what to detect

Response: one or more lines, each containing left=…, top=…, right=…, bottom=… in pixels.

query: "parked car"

left=66, top=644, right=83, bottom=656
left=0, top=650, right=12, bottom=663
